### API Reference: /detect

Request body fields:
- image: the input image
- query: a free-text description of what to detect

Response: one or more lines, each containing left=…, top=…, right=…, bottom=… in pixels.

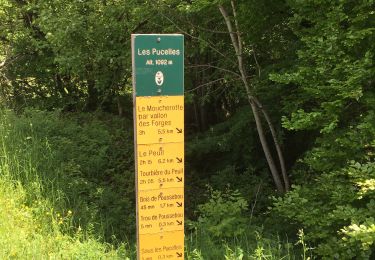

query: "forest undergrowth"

left=0, top=108, right=311, bottom=259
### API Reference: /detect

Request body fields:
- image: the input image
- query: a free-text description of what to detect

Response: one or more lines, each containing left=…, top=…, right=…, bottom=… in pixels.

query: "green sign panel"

left=132, top=34, right=184, bottom=97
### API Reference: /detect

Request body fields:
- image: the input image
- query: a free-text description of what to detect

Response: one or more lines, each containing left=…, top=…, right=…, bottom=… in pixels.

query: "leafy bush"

left=191, top=186, right=248, bottom=238
left=273, top=161, right=375, bottom=258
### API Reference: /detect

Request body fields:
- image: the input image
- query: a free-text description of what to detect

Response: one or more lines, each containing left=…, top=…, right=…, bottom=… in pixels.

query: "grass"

left=0, top=109, right=132, bottom=259
left=185, top=227, right=311, bottom=260
left=0, top=178, right=129, bottom=259
left=0, top=108, right=311, bottom=259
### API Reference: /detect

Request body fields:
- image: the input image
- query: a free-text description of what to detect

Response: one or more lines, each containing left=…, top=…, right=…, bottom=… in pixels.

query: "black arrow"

left=176, top=157, right=183, bottom=163
left=176, top=128, right=183, bottom=134
left=176, top=202, right=183, bottom=207
left=176, top=252, right=183, bottom=258
left=176, top=220, right=183, bottom=225
left=176, top=177, right=183, bottom=182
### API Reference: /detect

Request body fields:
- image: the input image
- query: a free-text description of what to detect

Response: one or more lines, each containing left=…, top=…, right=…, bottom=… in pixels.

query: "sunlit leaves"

left=271, top=0, right=374, bottom=133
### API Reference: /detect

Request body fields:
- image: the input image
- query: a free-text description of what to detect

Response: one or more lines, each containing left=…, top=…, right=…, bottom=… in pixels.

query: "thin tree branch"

left=186, top=19, right=231, bottom=34
left=131, top=19, right=149, bottom=33
left=250, top=182, right=262, bottom=223
left=186, top=78, right=226, bottom=92
left=0, top=54, right=21, bottom=71
left=186, top=64, right=241, bottom=78
left=252, top=47, right=261, bottom=78
left=231, top=0, right=242, bottom=57
left=158, top=10, right=237, bottom=67
left=190, top=26, right=230, bottom=34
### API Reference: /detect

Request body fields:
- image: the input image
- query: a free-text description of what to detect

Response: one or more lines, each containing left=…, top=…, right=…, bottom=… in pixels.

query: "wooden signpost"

left=132, top=34, right=184, bottom=260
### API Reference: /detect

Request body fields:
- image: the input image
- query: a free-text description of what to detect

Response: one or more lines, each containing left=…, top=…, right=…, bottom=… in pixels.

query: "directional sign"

left=132, top=34, right=184, bottom=260
left=137, top=143, right=184, bottom=190
left=138, top=187, right=184, bottom=234
left=139, top=231, right=184, bottom=260
left=136, top=96, right=184, bottom=144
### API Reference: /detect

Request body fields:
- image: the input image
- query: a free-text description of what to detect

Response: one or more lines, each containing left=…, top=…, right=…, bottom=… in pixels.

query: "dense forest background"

left=0, top=0, right=374, bottom=259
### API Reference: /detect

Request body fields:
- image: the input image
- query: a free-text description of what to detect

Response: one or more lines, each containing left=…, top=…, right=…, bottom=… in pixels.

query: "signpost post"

left=132, top=34, right=184, bottom=260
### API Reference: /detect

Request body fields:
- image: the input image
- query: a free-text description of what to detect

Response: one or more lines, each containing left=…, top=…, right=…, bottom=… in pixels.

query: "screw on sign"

left=132, top=34, right=184, bottom=260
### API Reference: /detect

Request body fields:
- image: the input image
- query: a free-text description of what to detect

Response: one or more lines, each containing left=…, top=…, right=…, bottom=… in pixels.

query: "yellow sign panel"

left=137, top=143, right=184, bottom=191
left=139, top=230, right=184, bottom=260
left=134, top=95, right=184, bottom=258
left=136, top=96, right=184, bottom=145
left=138, top=187, right=184, bottom=235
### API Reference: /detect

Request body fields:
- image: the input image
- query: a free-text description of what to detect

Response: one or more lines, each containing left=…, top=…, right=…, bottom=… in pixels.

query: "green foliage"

left=224, top=245, right=244, bottom=260
left=270, top=0, right=374, bottom=134
left=295, top=229, right=314, bottom=260
left=0, top=109, right=131, bottom=259
left=0, top=106, right=311, bottom=259
left=184, top=0, right=226, bottom=12
left=0, top=0, right=141, bottom=110
left=296, top=112, right=375, bottom=176
left=187, top=107, right=257, bottom=170
left=341, top=221, right=375, bottom=253
left=0, top=108, right=135, bottom=243
left=191, top=186, right=248, bottom=238
left=273, top=161, right=375, bottom=258
left=186, top=225, right=304, bottom=259
left=0, top=181, right=130, bottom=259
left=1, top=0, right=374, bottom=258
left=268, top=2, right=375, bottom=257
left=38, top=0, right=132, bottom=87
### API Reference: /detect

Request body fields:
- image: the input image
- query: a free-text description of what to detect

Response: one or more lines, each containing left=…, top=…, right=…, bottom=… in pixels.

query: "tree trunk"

left=252, top=97, right=290, bottom=191
left=85, top=78, right=98, bottom=111
left=84, top=62, right=99, bottom=112
left=249, top=100, right=285, bottom=192
left=219, top=2, right=289, bottom=192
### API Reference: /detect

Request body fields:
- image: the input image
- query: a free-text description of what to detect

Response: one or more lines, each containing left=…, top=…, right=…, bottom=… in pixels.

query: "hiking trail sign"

left=132, top=34, right=184, bottom=260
